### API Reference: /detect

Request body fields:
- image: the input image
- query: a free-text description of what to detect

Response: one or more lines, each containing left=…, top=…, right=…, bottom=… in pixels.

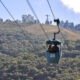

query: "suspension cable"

left=46, top=0, right=56, bottom=19
left=25, top=0, right=49, bottom=40
left=0, top=0, right=38, bottom=53
left=0, top=0, right=15, bottom=20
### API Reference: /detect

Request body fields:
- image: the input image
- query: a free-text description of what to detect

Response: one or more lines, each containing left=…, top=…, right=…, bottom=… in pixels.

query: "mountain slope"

left=0, top=23, right=80, bottom=40
left=23, top=24, right=80, bottom=41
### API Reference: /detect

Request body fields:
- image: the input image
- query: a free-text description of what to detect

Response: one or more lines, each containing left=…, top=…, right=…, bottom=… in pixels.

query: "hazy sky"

left=0, top=0, right=80, bottom=25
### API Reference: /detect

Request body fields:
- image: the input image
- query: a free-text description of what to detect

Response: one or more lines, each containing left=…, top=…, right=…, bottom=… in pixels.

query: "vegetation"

left=0, top=22, right=80, bottom=80
left=0, top=52, right=80, bottom=80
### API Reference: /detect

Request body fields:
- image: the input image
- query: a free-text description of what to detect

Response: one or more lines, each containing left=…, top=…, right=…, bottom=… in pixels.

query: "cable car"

left=46, top=19, right=62, bottom=64
left=46, top=40, right=61, bottom=64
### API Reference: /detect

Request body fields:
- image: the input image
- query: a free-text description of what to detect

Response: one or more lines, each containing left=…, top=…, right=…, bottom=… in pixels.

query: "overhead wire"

left=0, top=0, right=15, bottom=20
left=0, top=0, right=38, bottom=53
left=25, top=0, right=50, bottom=40
left=46, top=0, right=56, bottom=19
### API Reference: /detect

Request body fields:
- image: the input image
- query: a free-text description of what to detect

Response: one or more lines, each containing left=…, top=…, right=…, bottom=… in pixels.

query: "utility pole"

left=46, top=14, right=49, bottom=21
left=45, top=14, right=50, bottom=24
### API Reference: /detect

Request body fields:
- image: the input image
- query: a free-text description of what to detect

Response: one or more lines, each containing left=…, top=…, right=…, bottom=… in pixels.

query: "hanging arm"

left=53, top=19, right=60, bottom=40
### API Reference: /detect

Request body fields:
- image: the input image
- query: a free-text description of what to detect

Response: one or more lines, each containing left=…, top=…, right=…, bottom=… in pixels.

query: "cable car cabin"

left=46, top=40, right=61, bottom=64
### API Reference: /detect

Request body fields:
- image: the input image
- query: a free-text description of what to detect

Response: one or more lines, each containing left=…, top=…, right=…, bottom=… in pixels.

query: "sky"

left=0, top=0, right=80, bottom=25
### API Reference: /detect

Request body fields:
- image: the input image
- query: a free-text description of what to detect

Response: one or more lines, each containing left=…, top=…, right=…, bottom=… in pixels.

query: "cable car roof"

left=46, top=40, right=61, bottom=45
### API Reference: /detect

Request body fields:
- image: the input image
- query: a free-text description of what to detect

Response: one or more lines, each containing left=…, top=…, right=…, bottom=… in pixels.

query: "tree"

left=5, top=19, right=12, bottom=23
left=0, top=18, right=3, bottom=23
left=75, top=24, right=80, bottom=31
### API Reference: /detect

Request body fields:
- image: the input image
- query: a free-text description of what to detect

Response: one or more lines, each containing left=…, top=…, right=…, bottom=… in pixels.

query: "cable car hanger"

left=53, top=19, right=60, bottom=40
left=46, top=19, right=61, bottom=45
